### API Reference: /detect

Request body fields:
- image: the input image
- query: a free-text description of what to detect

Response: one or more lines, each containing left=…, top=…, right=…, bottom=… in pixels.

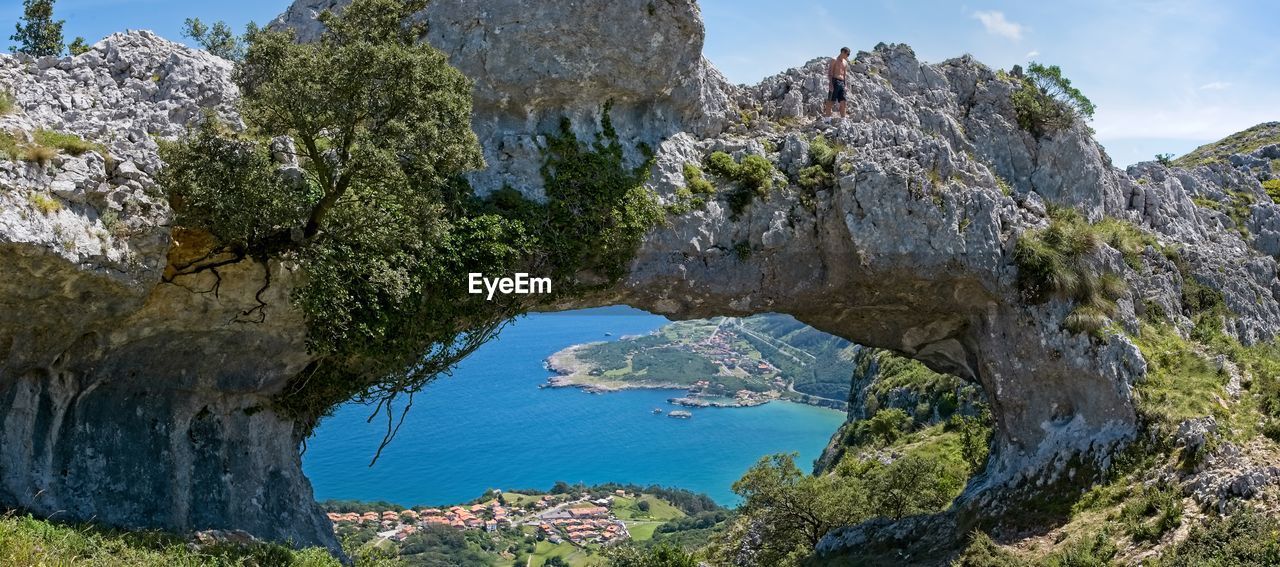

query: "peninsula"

left=545, top=314, right=856, bottom=410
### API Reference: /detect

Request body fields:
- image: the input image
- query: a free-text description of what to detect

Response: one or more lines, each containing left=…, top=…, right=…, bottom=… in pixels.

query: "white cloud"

left=1093, top=100, right=1273, bottom=141
left=972, top=10, right=1024, bottom=41
left=1199, top=81, right=1231, bottom=90
left=1025, top=50, right=1040, bottom=59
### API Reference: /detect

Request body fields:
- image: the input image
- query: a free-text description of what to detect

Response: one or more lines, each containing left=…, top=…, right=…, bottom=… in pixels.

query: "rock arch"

left=7, top=0, right=1280, bottom=559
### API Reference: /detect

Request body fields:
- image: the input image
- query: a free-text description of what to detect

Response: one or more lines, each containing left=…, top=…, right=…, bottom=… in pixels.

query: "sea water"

left=303, top=306, right=847, bottom=506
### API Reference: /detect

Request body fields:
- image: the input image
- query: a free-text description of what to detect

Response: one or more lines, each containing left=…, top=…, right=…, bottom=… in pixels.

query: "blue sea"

left=302, top=306, right=847, bottom=507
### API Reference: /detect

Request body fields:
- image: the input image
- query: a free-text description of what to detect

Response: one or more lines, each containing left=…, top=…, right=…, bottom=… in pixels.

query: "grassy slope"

left=0, top=513, right=340, bottom=567
left=1173, top=121, right=1280, bottom=167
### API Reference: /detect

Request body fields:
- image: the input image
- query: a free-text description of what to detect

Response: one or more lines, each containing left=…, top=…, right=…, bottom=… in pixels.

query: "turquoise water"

left=302, top=306, right=847, bottom=506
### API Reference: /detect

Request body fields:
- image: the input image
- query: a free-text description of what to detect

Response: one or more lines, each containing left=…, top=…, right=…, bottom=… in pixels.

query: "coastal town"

left=326, top=489, right=636, bottom=547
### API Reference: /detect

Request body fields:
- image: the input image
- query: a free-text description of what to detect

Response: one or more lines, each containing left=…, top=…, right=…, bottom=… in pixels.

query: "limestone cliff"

left=0, top=32, right=335, bottom=553
left=272, top=0, right=738, bottom=199
left=1, top=0, right=1278, bottom=559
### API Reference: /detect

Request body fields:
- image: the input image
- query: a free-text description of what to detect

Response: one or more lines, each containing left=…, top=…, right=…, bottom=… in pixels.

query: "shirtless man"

left=824, top=47, right=851, bottom=119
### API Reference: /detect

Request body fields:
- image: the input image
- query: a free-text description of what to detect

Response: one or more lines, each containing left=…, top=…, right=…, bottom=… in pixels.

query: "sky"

left=4, top=1, right=1277, bottom=167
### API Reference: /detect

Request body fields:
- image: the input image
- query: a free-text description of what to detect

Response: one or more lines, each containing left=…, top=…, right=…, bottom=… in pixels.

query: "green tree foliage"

left=605, top=544, right=699, bottom=567
left=724, top=453, right=869, bottom=566
left=10, top=0, right=65, bottom=57
left=543, top=482, right=721, bottom=516
left=1011, top=62, right=1095, bottom=137
left=181, top=17, right=250, bottom=61
left=863, top=407, right=913, bottom=445
left=956, top=412, right=992, bottom=474
left=717, top=451, right=968, bottom=565
left=160, top=0, right=661, bottom=452
left=160, top=121, right=313, bottom=249
left=537, top=110, right=663, bottom=284
left=855, top=455, right=962, bottom=522
left=66, top=36, right=87, bottom=55
left=396, top=524, right=496, bottom=566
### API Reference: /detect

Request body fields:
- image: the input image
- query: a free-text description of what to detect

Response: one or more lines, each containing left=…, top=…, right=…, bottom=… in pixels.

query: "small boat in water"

left=652, top=408, right=663, bottom=414
left=605, top=332, right=613, bottom=336
left=668, top=410, right=692, bottom=419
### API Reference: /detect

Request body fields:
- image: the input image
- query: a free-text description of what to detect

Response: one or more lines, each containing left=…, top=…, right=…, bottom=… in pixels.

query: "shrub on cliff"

left=715, top=449, right=970, bottom=565
left=1011, top=62, right=1095, bottom=138
left=798, top=135, right=839, bottom=190
left=705, top=151, right=776, bottom=215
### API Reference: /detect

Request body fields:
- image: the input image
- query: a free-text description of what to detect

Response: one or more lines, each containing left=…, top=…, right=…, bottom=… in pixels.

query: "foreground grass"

left=0, top=512, right=341, bottom=567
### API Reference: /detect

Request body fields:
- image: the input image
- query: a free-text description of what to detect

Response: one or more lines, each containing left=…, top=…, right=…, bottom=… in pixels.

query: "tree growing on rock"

left=719, top=453, right=869, bottom=566
left=10, top=0, right=65, bottom=57
left=1011, top=62, right=1095, bottom=137
left=181, top=17, right=252, bottom=61
left=159, top=0, right=660, bottom=458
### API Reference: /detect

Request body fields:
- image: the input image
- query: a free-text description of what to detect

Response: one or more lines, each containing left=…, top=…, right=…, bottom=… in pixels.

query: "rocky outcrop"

left=270, top=0, right=738, bottom=198
left=3, top=0, right=1280, bottom=559
left=0, top=32, right=337, bottom=554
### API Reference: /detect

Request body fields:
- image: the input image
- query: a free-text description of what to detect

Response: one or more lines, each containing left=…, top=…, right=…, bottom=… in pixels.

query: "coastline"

left=544, top=345, right=846, bottom=412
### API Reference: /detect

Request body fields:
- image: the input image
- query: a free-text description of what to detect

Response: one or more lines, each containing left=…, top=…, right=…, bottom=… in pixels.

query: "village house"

left=569, top=506, right=609, bottom=518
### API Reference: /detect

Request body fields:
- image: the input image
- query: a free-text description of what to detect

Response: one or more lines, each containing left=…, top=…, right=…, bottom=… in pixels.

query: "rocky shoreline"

left=546, top=345, right=807, bottom=409
left=667, top=396, right=771, bottom=409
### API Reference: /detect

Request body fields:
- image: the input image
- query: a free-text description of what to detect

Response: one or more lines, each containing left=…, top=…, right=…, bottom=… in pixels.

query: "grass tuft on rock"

left=22, top=144, right=57, bottom=166
left=798, top=135, right=839, bottom=190
left=1014, top=206, right=1142, bottom=336
left=33, top=129, right=103, bottom=156
left=0, top=131, right=19, bottom=160
left=1118, top=482, right=1183, bottom=543
left=1263, top=179, right=1280, bottom=204
left=27, top=193, right=61, bottom=215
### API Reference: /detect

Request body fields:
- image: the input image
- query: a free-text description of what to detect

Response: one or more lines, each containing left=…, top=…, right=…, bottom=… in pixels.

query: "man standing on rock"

left=824, top=47, right=851, bottom=120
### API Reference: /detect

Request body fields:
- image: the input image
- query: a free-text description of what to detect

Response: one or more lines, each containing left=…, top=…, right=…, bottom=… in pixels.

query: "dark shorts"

left=829, top=78, right=846, bottom=102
